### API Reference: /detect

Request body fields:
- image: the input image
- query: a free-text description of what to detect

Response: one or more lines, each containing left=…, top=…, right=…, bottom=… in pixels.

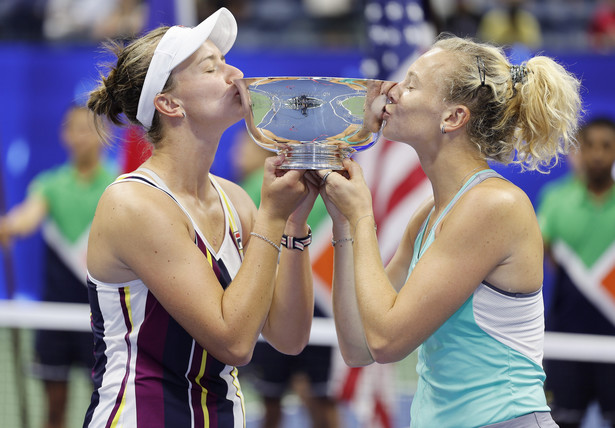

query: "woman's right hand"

left=319, top=158, right=374, bottom=225
left=259, top=154, right=309, bottom=220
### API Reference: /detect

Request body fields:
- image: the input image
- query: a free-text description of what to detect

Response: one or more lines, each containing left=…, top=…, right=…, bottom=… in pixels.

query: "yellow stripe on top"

left=194, top=249, right=212, bottom=427
left=205, top=246, right=213, bottom=267
left=114, top=173, right=135, bottom=183
left=217, top=185, right=237, bottom=233
left=195, top=348, right=210, bottom=428
left=111, top=286, right=134, bottom=428
left=215, top=179, right=244, bottom=258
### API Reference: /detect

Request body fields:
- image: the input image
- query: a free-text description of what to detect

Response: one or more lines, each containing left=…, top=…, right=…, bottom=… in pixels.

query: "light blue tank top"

left=409, top=169, right=550, bottom=428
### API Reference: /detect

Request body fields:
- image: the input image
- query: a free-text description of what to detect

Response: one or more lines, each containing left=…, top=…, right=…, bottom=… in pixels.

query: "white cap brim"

left=136, top=7, right=237, bottom=129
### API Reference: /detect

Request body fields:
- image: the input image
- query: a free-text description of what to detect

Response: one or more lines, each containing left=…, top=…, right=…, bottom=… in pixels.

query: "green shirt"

left=537, top=173, right=615, bottom=268
left=29, top=163, right=117, bottom=243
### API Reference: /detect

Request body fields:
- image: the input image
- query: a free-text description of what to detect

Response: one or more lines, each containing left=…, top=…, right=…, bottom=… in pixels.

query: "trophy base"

left=277, top=143, right=355, bottom=170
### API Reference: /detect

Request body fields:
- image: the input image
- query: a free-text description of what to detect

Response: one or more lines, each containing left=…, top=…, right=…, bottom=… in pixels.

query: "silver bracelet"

left=354, top=214, right=377, bottom=232
left=331, top=237, right=354, bottom=247
left=250, top=232, right=281, bottom=253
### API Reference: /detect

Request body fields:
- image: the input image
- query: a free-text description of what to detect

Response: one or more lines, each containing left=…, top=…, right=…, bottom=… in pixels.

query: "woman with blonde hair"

left=319, top=34, right=581, bottom=427
left=84, top=8, right=317, bottom=427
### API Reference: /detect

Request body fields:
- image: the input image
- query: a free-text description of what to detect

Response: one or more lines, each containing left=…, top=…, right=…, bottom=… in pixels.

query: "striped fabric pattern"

left=83, top=173, right=245, bottom=427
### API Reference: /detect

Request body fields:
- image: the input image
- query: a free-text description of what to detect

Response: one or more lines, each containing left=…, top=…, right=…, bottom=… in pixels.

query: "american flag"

left=358, top=0, right=435, bottom=265
left=331, top=1, right=436, bottom=427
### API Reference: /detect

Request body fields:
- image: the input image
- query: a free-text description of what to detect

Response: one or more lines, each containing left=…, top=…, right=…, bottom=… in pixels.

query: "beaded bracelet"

left=250, top=232, right=281, bottom=253
left=331, top=237, right=354, bottom=247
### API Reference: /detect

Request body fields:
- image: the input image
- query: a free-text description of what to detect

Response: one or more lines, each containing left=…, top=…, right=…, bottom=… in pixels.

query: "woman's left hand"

left=285, top=168, right=320, bottom=230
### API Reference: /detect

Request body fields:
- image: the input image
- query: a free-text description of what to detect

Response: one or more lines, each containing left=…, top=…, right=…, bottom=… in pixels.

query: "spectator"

left=0, top=0, right=46, bottom=40
left=0, top=103, right=117, bottom=428
left=537, top=116, right=615, bottom=428
left=589, top=0, right=615, bottom=52
left=43, top=0, right=145, bottom=42
left=477, top=0, right=542, bottom=49
left=431, top=0, right=482, bottom=39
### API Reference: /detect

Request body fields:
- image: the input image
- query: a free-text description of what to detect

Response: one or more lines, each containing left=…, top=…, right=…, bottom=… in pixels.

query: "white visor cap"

left=136, top=7, right=237, bottom=129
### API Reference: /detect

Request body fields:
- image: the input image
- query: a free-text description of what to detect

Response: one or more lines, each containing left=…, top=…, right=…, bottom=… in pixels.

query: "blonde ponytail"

left=512, top=56, right=582, bottom=171
left=434, top=34, right=582, bottom=172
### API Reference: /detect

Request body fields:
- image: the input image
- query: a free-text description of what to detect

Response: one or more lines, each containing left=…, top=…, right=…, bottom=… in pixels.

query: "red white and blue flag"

left=358, top=0, right=435, bottom=264
left=329, top=1, right=436, bottom=427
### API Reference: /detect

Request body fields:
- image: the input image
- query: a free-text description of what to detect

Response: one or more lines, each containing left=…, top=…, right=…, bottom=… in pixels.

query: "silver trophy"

left=235, top=77, right=392, bottom=170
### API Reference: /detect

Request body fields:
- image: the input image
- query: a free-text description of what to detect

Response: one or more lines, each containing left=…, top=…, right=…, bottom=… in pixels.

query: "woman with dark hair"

left=84, top=8, right=317, bottom=427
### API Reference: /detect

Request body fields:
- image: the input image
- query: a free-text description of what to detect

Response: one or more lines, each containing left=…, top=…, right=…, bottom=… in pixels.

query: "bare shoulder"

left=437, top=177, right=539, bottom=263
left=88, top=181, right=193, bottom=281
left=447, top=177, right=543, bottom=293
left=96, top=180, right=189, bottom=224
left=458, top=177, right=534, bottom=223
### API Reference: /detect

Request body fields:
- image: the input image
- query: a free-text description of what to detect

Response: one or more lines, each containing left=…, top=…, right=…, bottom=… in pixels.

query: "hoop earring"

left=182, top=111, right=186, bottom=118
left=441, top=125, right=446, bottom=134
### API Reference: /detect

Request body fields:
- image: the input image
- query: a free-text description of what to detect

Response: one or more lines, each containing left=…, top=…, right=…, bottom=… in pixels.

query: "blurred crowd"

left=1, top=0, right=615, bottom=52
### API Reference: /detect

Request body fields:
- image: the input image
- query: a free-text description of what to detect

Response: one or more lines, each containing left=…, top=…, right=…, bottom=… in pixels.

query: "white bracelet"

left=331, top=237, right=353, bottom=247
left=250, top=232, right=281, bottom=253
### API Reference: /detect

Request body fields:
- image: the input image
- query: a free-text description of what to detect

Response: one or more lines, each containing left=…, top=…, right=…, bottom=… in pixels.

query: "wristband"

left=281, top=225, right=312, bottom=251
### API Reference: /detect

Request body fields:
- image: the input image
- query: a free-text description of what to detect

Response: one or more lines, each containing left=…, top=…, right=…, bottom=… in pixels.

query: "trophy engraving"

left=235, top=77, right=392, bottom=170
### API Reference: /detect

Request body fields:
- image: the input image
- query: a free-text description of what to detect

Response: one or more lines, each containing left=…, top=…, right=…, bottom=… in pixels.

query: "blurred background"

left=1, top=0, right=614, bottom=427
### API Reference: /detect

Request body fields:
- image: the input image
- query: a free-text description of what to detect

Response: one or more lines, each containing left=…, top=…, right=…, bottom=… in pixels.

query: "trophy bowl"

left=234, top=77, right=392, bottom=170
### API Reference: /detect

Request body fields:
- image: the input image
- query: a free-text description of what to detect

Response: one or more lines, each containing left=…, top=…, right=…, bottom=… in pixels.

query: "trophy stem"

left=278, top=143, right=355, bottom=170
